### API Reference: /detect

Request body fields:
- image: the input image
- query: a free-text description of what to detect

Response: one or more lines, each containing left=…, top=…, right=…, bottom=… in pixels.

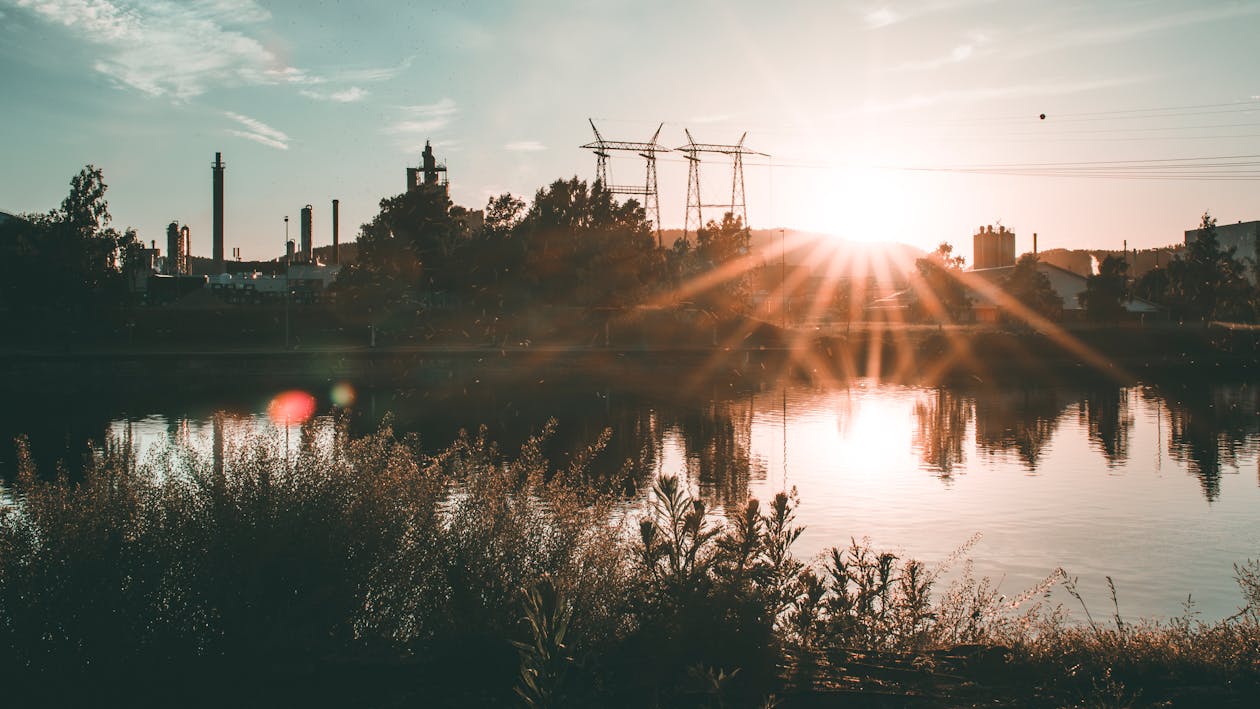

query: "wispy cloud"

left=864, top=7, right=900, bottom=29
left=332, top=56, right=415, bottom=84
left=858, top=0, right=997, bottom=30
left=1016, top=4, right=1260, bottom=59
left=300, top=86, right=368, bottom=103
left=853, top=76, right=1146, bottom=116
left=504, top=141, right=546, bottom=152
left=224, top=111, right=288, bottom=150
left=893, top=31, right=992, bottom=71
left=385, top=98, right=458, bottom=135
left=8, top=0, right=404, bottom=100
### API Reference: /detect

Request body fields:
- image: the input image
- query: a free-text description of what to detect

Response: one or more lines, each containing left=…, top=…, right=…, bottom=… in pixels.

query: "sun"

left=815, top=167, right=908, bottom=243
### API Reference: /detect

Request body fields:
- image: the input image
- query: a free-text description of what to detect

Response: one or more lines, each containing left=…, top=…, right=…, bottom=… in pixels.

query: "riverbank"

left=4, top=318, right=1258, bottom=390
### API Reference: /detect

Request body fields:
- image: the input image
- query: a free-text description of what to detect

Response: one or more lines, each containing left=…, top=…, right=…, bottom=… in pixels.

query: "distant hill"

left=1037, top=246, right=1183, bottom=278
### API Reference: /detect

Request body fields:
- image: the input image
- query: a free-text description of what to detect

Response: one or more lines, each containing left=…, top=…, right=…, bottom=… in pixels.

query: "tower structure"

left=331, top=199, right=340, bottom=265
left=407, top=141, right=448, bottom=193
left=164, top=221, right=191, bottom=275
left=212, top=152, right=225, bottom=274
left=973, top=224, right=1016, bottom=269
left=675, top=130, right=766, bottom=243
left=300, top=204, right=313, bottom=262
left=581, top=119, right=666, bottom=247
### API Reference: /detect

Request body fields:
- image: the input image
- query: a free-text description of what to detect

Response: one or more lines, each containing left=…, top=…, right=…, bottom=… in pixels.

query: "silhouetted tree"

left=516, top=178, right=659, bottom=307
left=336, top=183, right=466, bottom=314
left=1177, top=212, right=1253, bottom=322
left=913, top=242, right=970, bottom=322
left=1078, top=254, right=1130, bottom=323
left=0, top=165, right=134, bottom=318
left=691, top=213, right=752, bottom=312
left=1001, top=253, right=1061, bottom=323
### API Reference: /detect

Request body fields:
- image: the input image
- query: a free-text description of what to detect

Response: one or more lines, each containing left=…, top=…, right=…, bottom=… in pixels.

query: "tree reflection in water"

left=1162, top=384, right=1260, bottom=501
left=662, top=396, right=762, bottom=510
left=913, top=388, right=972, bottom=479
left=1078, top=386, right=1133, bottom=467
left=972, top=386, right=1071, bottom=471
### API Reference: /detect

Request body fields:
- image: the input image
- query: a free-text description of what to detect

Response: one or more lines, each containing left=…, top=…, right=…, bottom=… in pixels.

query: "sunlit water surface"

left=4, top=365, right=1258, bottom=623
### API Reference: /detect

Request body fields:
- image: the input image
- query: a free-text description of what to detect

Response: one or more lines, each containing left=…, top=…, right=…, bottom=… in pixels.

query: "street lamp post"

left=780, top=228, right=786, bottom=331
left=284, top=216, right=290, bottom=350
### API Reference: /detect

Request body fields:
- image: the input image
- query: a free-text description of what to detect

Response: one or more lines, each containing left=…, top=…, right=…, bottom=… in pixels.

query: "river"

left=2, top=352, right=1257, bottom=622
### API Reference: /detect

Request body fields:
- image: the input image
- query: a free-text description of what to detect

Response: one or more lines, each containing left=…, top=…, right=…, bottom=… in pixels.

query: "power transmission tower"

left=581, top=119, right=666, bottom=247
left=676, top=130, right=767, bottom=243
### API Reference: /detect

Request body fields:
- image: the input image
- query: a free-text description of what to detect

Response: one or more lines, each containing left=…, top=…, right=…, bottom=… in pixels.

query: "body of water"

left=3, top=353, right=1257, bottom=622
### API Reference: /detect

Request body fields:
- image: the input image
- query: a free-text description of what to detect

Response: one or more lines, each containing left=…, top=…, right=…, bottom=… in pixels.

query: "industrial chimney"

left=300, top=204, right=313, bottom=263
left=331, top=199, right=340, bottom=265
left=166, top=222, right=180, bottom=275
left=212, top=152, right=225, bottom=274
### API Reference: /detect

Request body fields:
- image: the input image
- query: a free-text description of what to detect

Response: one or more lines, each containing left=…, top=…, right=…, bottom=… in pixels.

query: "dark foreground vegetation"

left=2, top=424, right=1259, bottom=708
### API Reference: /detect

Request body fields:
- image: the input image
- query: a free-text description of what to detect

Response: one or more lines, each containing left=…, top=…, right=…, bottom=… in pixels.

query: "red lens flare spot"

left=268, top=390, right=317, bottom=425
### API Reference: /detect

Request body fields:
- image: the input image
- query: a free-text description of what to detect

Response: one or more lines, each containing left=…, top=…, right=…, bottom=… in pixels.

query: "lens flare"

left=331, top=381, right=356, bottom=407
left=267, top=390, right=317, bottom=425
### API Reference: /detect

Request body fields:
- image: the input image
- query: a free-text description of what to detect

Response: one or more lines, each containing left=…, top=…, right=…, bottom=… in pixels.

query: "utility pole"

left=780, top=228, right=786, bottom=330
left=284, top=216, right=290, bottom=350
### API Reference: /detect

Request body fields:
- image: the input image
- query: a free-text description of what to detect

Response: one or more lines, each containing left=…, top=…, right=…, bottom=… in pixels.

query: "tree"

left=335, top=183, right=464, bottom=313
left=516, top=178, right=660, bottom=307
left=913, top=242, right=970, bottom=322
left=0, top=165, right=132, bottom=315
left=1177, top=211, right=1253, bottom=322
left=1078, top=254, right=1130, bottom=323
left=691, top=213, right=752, bottom=311
left=1001, top=253, right=1062, bottom=323
left=1134, top=212, right=1256, bottom=322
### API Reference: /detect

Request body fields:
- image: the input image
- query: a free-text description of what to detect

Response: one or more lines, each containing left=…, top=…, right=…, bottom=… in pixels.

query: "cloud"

left=11, top=0, right=287, bottom=98
left=401, top=97, right=458, bottom=118
left=385, top=98, right=457, bottom=135
left=853, top=76, right=1146, bottom=116
left=893, top=31, right=992, bottom=71
left=504, top=141, right=546, bottom=152
left=224, top=111, right=288, bottom=150
left=300, top=86, right=368, bottom=102
left=864, top=7, right=899, bottom=29
left=8, top=0, right=403, bottom=100
left=1017, top=4, right=1260, bottom=59
left=858, top=0, right=998, bottom=30
left=332, top=56, right=414, bottom=83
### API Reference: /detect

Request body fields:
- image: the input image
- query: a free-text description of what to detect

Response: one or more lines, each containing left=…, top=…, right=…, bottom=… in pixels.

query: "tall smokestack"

left=166, top=222, right=180, bottom=275
left=332, top=199, right=340, bottom=265
left=300, top=204, right=313, bottom=263
left=1033, top=232, right=1037, bottom=255
left=212, top=152, right=225, bottom=274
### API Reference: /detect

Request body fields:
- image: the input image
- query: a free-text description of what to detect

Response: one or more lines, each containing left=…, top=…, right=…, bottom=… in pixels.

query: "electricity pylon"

left=676, top=129, right=767, bottom=243
left=581, top=119, right=666, bottom=247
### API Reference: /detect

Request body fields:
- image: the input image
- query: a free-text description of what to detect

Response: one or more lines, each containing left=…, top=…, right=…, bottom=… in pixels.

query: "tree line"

left=335, top=177, right=755, bottom=318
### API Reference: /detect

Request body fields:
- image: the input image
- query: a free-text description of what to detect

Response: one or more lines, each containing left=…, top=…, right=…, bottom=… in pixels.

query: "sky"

left=1, top=0, right=1258, bottom=260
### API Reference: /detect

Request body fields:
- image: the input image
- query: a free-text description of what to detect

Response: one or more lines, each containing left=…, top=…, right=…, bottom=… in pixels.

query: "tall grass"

left=2, top=420, right=1259, bottom=707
